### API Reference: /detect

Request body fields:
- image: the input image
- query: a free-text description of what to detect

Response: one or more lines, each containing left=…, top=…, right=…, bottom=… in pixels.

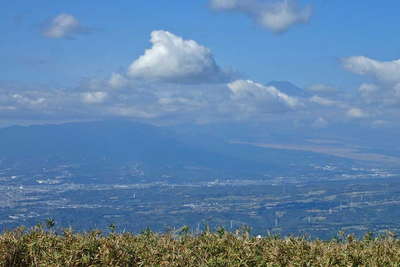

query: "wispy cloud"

left=81, top=92, right=108, bottom=104
left=347, top=107, right=368, bottom=119
left=210, top=0, right=312, bottom=33
left=42, top=14, right=90, bottom=39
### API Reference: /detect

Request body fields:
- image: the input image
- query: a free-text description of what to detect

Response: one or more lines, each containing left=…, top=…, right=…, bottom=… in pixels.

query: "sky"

left=1, top=0, right=400, bottom=130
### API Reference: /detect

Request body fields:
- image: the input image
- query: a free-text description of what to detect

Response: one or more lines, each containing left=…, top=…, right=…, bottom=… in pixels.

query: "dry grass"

left=1, top=226, right=400, bottom=266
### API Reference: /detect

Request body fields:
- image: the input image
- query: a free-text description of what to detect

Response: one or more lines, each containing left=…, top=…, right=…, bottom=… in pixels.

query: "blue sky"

left=1, top=0, right=400, bottom=128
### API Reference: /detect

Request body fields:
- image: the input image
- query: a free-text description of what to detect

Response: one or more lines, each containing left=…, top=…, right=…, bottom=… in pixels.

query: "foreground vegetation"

left=1, top=225, right=400, bottom=266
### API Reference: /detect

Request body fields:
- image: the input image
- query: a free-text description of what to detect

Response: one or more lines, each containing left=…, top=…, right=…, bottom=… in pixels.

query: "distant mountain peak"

left=267, top=81, right=311, bottom=98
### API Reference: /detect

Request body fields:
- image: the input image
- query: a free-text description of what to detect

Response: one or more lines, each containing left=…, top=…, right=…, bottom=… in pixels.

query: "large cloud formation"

left=210, top=0, right=312, bottom=33
left=2, top=30, right=392, bottom=127
left=42, top=14, right=89, bottom=39
left=128, top=31, right=230, bottom=83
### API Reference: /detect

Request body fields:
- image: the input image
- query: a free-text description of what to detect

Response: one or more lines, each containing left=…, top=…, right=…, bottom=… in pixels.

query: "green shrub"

left=1, top=226, right=400, bottom=266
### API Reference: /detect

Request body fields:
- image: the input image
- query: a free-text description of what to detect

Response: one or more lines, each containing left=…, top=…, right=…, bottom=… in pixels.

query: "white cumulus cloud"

left=228, top=79, right=299, bottom=113
left=343, top=56, right=400, bottom=85
left=42, top=14, right=89, bottom=39
left=128, top=31, right=229, bottom=83
left=343, top=56, right=400, bottom=110
left=210, top=0, right=312, bottom=33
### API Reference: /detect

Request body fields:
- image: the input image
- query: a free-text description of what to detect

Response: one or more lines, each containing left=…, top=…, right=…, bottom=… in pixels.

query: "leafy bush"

left=1, top=226, right=400, bottom=266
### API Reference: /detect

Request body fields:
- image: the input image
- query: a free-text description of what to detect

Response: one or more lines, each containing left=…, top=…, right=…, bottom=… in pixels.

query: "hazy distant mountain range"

left=0, top=120, right=354, bottom=180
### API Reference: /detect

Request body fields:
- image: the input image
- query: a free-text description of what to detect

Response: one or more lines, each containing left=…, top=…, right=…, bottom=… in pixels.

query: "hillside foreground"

left=0, top=226, right=400, bottom=266
left=1, top=226, right=400, bottom=266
